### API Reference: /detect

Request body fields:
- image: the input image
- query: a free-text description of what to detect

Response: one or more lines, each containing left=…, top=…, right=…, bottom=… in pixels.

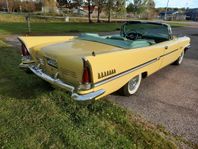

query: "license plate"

left=46, top=57, right=58, bottom=68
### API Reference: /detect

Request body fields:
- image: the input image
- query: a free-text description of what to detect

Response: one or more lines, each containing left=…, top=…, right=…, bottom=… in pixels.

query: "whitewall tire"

left=121, top=74, right=142, bottom=96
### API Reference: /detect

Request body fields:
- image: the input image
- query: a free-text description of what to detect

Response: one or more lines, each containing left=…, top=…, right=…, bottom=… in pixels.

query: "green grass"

left=0, top=13, right=187, bottom=37
left=0, top=40, right=10, bottom=48
left=0, top=40, right=180, bottom=148
left=0, top=22, right=185, bottom=37
left=0, top=13, right=64, bottom=23
left=0, top=22, right=121, bottom=36
left=168, top=23, right=187, bottom=28
left=0, top=12, right=121, bottom=36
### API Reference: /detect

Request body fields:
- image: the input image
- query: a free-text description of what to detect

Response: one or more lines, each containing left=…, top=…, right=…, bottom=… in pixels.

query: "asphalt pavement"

left=109, top=27, right=198, bottom=144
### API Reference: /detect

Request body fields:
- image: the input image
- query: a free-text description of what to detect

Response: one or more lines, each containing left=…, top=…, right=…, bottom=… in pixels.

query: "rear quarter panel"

left=82, top=36, right=190, bottom=99
left=83, top=45, right=163, bottom=98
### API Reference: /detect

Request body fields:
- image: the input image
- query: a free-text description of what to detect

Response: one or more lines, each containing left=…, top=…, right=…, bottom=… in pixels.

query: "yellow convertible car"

left=18, top=21, right=190, bottom=101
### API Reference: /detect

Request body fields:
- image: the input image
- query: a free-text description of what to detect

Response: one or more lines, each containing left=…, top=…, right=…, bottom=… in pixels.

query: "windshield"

left=122, top=22, right=170, bottom=39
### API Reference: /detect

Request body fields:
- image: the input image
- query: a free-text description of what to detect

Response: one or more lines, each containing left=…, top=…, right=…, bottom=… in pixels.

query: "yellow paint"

left=18, top=35, right=190, bottom=100
left=18, top=36, right=75, bottom=50
left=81, top=37, right=190, bottom=99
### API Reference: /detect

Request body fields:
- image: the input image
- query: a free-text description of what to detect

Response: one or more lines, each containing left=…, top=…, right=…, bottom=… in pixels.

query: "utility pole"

left=164, top=0, right=170, bottom=20
left=5, top=0, right=9, bottom=13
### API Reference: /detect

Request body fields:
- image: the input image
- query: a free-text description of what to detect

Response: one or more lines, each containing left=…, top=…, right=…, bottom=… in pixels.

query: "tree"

left=84, top=0, right=95, bottom=23
left=105, top=0, right=125, bottom=22
left=94, top=0, right=106, bottom=22
left=57, top=0, right=94, bottom=23
left=6, top=0, right=8, bottom=12
left=145, top=0, right=155, bottom=18
left=43, top=0, right=57, bottom=14
left=105, top=0, right=114, bottom=22
left=147, top=0, right=155, bottom=9
left=57, top=0, right=81, bottom=9
left=87, top=0, right=91, bottom=23
left=56, top=0, right=81, bottom=17
left=22, top=1, right=36, bottom=12
left=0, top=1, right=6, bottom=11
left=6, top=0, right=14, bottom=12
left=126, top=0, right=155, bottom=17
left=114, top=0, right=126, bottom=17
left=126, top=0, right=147, bottom=15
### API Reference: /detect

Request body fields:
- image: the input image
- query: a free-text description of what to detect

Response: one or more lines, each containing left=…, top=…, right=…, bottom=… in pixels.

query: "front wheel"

left=173, top=51, right=185, bottom=65
left=121, top=74, right=142, bottom=96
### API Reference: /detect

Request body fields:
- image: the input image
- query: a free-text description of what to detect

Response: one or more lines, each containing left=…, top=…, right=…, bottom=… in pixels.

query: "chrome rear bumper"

left=27, top=65, right=105, bottom=101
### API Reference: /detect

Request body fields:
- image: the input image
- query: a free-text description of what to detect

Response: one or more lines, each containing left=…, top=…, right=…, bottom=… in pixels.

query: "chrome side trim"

left=94, top=58, right=158, bottom=87
left=28, top=65, right=105, bottom=101
left=160, top=48, right=179, bottom=58
left=94, top=47, right=183, bottom=88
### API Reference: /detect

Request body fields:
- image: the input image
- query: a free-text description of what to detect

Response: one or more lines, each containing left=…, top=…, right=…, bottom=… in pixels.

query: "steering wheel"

left=126, top=31, right=143, bottom=40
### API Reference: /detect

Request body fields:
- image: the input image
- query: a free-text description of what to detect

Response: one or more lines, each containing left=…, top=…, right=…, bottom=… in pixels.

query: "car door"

left=159, top=39, right=181, bottom=69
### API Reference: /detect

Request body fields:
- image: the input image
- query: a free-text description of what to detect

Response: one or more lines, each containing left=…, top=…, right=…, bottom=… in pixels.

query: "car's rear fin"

left=18, top=36, right=75, bottom=51
left=79, top=58, right=92, bottom=90
left=18, top=37, right=31, bottom=56
left=21, top=43, right=30, bottom=56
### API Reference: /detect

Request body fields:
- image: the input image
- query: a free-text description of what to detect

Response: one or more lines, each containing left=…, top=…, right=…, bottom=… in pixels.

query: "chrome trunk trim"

left=29, top=65, right=75, bottom=92
left=28, top=65, right=105, bottom=101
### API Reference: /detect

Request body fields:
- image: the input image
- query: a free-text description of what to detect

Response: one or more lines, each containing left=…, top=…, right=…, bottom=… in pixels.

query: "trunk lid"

left=30, top=39, right=122, bottom=86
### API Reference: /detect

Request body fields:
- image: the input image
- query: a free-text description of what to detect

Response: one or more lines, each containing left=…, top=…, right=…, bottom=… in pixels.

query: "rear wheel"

left=173, top=51, right=184, bottom=65
left=121, top=74, right=142, bottom=96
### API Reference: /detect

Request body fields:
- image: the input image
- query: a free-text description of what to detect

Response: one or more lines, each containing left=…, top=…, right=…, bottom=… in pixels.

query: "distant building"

left=159, top=10, right=186, bottom=21
left=186, top=8, right=198, bottom=21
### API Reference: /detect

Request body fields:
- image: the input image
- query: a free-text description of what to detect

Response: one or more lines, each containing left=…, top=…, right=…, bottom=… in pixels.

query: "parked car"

left=18, top=21, right=191, bottom=101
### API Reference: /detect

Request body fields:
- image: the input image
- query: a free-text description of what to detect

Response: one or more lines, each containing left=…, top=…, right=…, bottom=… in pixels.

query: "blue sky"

left=155, top=0, right=198, bottom=8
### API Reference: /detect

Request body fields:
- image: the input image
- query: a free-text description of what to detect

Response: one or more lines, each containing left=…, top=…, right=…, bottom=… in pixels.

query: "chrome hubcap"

left=128, top=76, right=139, bottom=91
